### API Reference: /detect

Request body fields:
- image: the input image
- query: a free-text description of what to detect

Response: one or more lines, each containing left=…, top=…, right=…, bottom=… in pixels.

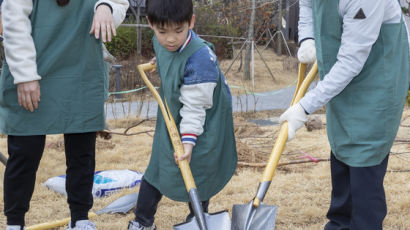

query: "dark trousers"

left=324, top=152, right=389, bottom=230
left=3, top=133, right=96, bottom=226
left=134, top=178, right=209, bottom=227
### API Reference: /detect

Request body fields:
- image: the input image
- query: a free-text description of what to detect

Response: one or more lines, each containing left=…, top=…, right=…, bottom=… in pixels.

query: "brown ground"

left=0, top=50, right=409, bottom=229
left=220, top=48, right=302, bottom=95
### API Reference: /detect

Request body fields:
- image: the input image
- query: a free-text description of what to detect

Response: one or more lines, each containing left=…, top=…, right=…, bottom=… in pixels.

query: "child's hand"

left=149, top=57, right=157, bottom=73
left=90, top=4, right=116, bottom=43
left=174, top=143, right=194, bottom=164
left=149, top=57, right=156, bottom=65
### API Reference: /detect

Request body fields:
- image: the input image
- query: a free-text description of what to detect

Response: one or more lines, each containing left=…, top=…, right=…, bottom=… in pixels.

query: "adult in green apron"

left=128, top=0, right=237, bottom=229
left=1, top=0, right=128, bottom=229
left=280, top=0, right=409, bottom=229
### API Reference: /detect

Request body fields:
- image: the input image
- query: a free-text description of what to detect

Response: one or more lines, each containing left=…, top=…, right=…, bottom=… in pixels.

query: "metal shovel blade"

left=231, top=201, right=277, bottom=230
left=174, top=211, right=231, bottom=230
left=95, top=192, right=139, bottom=215
left=0, top=151, right=8, bottom=166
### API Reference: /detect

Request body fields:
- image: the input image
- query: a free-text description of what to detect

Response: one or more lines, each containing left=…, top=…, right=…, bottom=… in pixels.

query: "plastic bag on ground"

left=44, top=169, right=143, bottom=197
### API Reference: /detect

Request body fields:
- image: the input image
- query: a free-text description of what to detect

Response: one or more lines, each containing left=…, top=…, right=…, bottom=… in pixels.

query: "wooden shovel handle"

left=26, top=212, right=97, bottom=230
left=137, top=63, right=197, bottom=192
left=290, top=63, right=307, bottom=106
left=253, top=62, right=318, bottom=207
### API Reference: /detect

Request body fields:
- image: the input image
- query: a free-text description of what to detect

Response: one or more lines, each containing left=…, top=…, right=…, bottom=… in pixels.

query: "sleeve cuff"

left=95, top=1, right=113, bottom=13
left=181, top=133, right=197, bottom=146
left=298, top=37, right=314, bottom=46
left=299, top=103, right=309, bottom=115
left=13, top=75, right=42, bottom=85
left=299, top=98, right=315, bottom=114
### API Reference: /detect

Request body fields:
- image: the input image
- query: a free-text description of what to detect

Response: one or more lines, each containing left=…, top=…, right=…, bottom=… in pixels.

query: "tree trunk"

left=128, top=0, right=138, bottom=19
left=276, top=0, right=283, bottom=56
left=137, top=1, right=142, bottom=55
left=243, top=0, right=255, bottom=80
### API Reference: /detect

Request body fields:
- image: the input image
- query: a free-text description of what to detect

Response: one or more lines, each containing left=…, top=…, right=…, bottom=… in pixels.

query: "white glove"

left=297, top=39, right=316, bottom=64
left=279, top=103, right=308, bottom=141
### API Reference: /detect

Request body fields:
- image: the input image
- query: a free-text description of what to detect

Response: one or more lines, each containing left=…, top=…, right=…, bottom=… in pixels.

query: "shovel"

left=137, top=63, right=231, bottom=230
left=231, top=62, right=318, bottom=230
left=0, top=151, right=7, bottom=166
left=25, top=192, right=139, bottom=230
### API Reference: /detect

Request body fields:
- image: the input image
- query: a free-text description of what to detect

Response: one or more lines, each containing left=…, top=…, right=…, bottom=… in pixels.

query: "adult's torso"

left=312, top=0, right=409, bottom=166
left=0, top=0, right=106, bottom=135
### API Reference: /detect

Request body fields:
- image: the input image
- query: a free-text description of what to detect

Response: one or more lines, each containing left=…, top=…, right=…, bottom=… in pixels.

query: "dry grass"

left=0, top=108, right=408, bottom=229
left=0, top=51, right=409, bottom=229
left=220, top=47, right=301, bottom=95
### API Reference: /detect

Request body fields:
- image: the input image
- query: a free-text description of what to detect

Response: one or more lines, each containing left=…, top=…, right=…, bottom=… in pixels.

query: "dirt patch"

left=46, top=136, right=116, bottom=151
left=211, top=46, right=300, bottom=95
left=236, top=140, right=267, bottom=164
left=96, top=139, right=116, bottom=150
left=234, top=122, right=265, bottom=138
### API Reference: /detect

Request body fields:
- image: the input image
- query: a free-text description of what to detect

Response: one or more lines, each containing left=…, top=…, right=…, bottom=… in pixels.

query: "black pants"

left=324, top=152, right=389, bottom=230
left=3, top=133, right=96, bottom=226
left=133, top=178, right=209, bottom=227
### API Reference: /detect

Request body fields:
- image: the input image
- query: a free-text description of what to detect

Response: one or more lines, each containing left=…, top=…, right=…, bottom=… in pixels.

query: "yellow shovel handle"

left=290, top=63, right=307, bottom=106
left=253, top=62, right=318, bottom=207
left=137, top=63, right=197, bottom=192
left=26, top=212, right=97, bottom=230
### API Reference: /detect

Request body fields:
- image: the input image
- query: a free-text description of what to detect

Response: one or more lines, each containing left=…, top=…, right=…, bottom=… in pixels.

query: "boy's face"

left=148, top=16, right=195, bottom=52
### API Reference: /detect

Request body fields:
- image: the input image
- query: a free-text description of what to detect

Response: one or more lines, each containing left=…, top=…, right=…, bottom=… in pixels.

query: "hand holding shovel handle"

left=231, top=62, right=318, bottom=230
left=137, top=63, right=208, bottom=230
left=137, top=63, right=197, bottom=192
left=253, top=62, right=318, bottom=207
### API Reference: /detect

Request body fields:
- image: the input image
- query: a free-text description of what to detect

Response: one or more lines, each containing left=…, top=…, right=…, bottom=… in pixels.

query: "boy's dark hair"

left=56, top=0, right=69, bottom=6
left=146, top=0, right=193, bottom=26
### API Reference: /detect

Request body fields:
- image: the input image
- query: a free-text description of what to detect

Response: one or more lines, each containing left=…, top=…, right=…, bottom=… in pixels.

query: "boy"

left=128, top=0, right=237, bottom=229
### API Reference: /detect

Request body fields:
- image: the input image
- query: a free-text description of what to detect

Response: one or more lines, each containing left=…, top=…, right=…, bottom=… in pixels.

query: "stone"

left=305, top=115, right=323, bottom=131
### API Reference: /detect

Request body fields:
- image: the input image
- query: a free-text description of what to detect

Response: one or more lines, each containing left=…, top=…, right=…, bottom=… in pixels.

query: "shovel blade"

left=174, top=211, right=231, bottom=230
left=95, top=193, right=139, bottom=215
left=232, top=201, right=277, bottom=230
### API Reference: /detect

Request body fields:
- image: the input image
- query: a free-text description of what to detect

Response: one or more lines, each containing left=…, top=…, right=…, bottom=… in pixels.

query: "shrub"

left=106, top=5, right=240, bottom=60
left=105, top=26, right=154, bottom=60
left=106, top=18, right=154, bottom=60
left=407, top=90, right=410, bottom=106
left=402, top=7, right=409, bottom=15
left=194, top=3, right=240, bottom=59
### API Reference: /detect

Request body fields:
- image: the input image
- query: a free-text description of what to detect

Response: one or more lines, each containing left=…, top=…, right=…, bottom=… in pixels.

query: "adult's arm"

left=2, top=0, right=41, bottom=84
left=298, top=0, right=314, bottom=44
left=299, top=0, right=400, bottom=114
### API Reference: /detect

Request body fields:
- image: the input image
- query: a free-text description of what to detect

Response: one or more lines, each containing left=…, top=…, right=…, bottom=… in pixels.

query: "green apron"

left=143, top=36, right=237, bottom=202
left=0, top=0, right=106, bottom=135
left=312, top=0, right=409, bottom=166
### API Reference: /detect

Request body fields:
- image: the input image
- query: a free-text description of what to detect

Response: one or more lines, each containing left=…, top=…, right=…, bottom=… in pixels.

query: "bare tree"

left=136, top=0, right=143, bottom=55
left=127, top=0, right=143, bottom=55
left=243, top=0, right=256, bottom=80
